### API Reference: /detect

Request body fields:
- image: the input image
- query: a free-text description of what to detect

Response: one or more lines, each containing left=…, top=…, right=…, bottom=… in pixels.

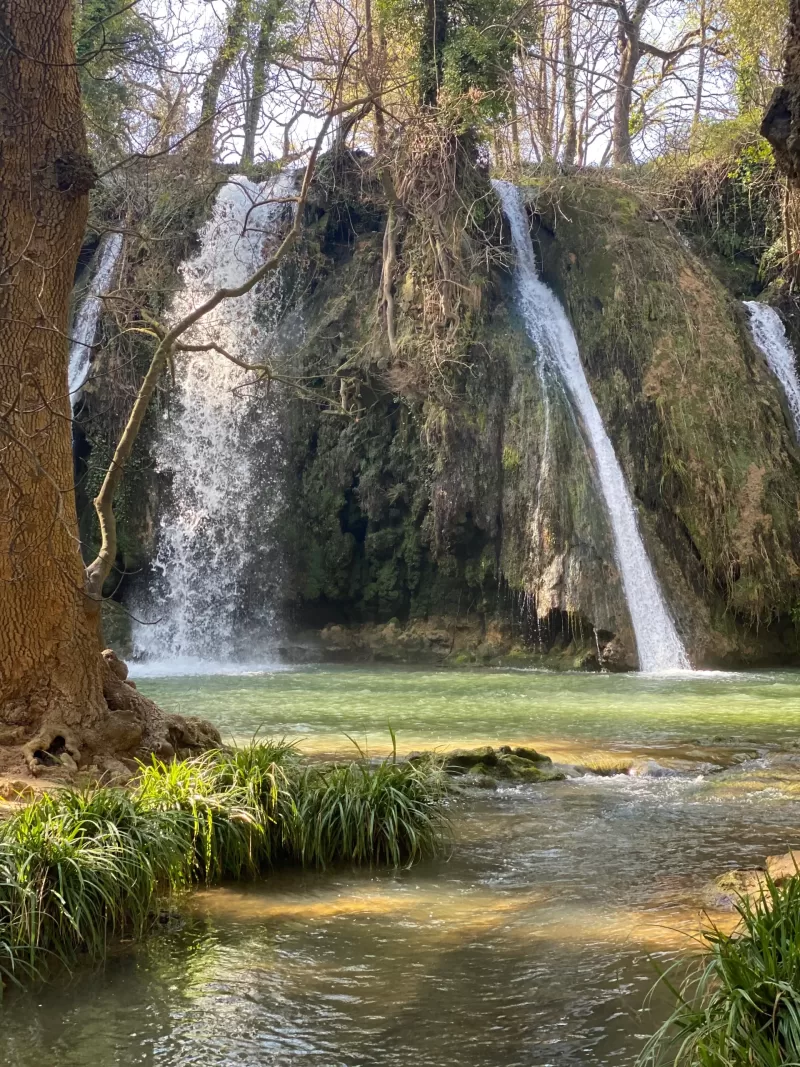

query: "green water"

left=139, top=664, right=800, bottom=755
left=4, top=666, right=800, bottom=1066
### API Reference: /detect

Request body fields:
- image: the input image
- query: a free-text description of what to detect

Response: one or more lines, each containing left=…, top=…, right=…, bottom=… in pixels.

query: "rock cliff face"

left=531, top=176, right=800, bottom=665
left=83, top=159, right=800, bottom=668
left=270, top=166, right=800, bottom=667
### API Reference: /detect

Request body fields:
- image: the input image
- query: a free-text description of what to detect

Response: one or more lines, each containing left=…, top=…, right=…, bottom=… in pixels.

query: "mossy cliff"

left=528, top=174, right=800, bottom=663
left=270, top=161, right=800, bottom=667
left=80, top=155, right=800, bottom=668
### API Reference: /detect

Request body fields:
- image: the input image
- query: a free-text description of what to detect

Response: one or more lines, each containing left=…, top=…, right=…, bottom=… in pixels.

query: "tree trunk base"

left=0, top=650, right=221, bottom=782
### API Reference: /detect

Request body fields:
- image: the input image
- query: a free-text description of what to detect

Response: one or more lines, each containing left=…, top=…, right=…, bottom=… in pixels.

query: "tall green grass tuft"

left=292, top=756, right=450, bottom=868
left=0, top=741, right=450, bottom=990
left=640, top=876, right=800, bottom=1066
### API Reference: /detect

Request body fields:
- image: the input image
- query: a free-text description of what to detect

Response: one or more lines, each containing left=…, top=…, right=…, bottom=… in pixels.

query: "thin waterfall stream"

left=745, top=300, right=800, bottom=441
left=493, top=180, right=689, bottom=672
left=68, top=232, right=123, bottom=405
left=132, top=173, right=294, bottom=668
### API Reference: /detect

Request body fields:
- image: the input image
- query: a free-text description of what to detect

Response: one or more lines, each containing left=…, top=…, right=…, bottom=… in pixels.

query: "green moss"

left=530, top=173, right=800, bottom=633
left=502, top=445, right=521, bottom=472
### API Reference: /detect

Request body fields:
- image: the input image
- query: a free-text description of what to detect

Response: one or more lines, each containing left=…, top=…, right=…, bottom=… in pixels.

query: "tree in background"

left=75, top=0, right=157, bottom=161
left=763, top=0, right=800, bottom=278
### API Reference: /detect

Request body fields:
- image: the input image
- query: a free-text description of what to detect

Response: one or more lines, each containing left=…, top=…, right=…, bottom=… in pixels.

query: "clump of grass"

left=292, top=756, right=450, bottom=868
left=0, top=789, right=189, bottom=984
left=0, top=740, right=450, bottom=990
left=640, top=876, right=800, bottom=1066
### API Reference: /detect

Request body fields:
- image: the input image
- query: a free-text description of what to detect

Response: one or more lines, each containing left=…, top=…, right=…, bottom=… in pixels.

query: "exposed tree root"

left=2, top=650, right=221, bottom=783
left=381, top=203, right=399, bottom=356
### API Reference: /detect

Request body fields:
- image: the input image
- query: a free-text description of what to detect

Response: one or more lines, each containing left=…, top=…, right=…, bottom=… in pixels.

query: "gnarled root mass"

left=0, top=650, right=220, bottom=784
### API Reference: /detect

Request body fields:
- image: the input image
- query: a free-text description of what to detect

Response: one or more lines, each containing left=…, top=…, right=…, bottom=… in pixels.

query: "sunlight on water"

left=4, top=666, right=800, bottom=1066
left=134, top=663, right=800, bottom=755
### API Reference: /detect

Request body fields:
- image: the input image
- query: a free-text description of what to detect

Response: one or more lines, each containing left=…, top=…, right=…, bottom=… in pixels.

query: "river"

left=4, top=666, right=800, bottom=1065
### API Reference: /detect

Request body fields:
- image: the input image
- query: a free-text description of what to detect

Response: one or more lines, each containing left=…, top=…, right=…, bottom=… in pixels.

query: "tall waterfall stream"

left=745, top=300, right=800, bottom=441
left=132, top=174, right=294, bottom=668
left=493, top=181, right=689, bottom=672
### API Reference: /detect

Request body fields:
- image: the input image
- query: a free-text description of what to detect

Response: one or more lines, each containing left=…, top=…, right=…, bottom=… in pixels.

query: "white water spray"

left=68, top=232, right=123, bottom=403
left=133, top=173, right=295, bottom=665
left=745, top=301, right=800, bottom=442
left=493, top=180, right=689, bottom=672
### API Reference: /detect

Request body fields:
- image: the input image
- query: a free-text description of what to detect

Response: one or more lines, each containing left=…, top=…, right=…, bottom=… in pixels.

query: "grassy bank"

left=0, top=742, right=450, bottom=988
left=641, top=877, right=800, bottom=1066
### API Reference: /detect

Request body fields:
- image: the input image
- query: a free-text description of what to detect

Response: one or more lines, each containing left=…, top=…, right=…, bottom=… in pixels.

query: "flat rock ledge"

left=706, top=850, right=800, bottom=910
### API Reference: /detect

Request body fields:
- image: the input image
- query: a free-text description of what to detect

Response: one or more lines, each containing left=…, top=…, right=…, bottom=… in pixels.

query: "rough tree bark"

left=0, top=0, right=219, bottom=778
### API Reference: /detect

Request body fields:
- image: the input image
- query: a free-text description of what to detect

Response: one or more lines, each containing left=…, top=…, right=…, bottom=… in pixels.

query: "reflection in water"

left=3, top=667, right=800, bottom=1066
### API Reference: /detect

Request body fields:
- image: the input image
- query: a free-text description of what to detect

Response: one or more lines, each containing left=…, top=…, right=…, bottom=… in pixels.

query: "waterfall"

left=132, top=173, right=295, bottom=668
left=493, top=180, right=689, bottom=672
left=745, top=301, right=800, bottom=442
left=68, top=232, right=123, bottom=403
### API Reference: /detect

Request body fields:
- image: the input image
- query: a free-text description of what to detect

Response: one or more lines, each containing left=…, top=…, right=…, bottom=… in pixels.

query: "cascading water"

left=68, top=232, right=123, bottom=403
left=132, top=173, right=295, bottom=669
left=493, top=180, right=690, bottom=672
left=745, top=301, right=800, bottom=442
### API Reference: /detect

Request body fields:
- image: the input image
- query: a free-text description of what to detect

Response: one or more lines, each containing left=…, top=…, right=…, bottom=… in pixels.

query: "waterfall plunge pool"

left=4, top=665, right=800, bottom=1065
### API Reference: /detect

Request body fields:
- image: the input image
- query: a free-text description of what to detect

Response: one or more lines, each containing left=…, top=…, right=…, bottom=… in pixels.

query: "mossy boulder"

left=445, top=746, right=500, bottom=770
left=442, top=745, right=565, bottom=784
left=497, top=745, right=552, bottom=765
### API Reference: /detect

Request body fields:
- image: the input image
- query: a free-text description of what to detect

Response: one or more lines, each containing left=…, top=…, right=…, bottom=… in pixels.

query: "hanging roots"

left=378, top=111, right=501, bottom=386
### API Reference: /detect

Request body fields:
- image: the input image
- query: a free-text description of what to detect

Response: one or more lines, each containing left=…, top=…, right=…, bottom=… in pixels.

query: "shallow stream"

left=5, top=666, right=800, bottom=1065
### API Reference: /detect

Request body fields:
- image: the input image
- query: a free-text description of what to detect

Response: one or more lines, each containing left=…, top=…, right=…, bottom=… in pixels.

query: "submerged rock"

left=445, top=746, right=499, bottom=770
left=497, top=745, right=552, bottom=765
left=765, top=850, right=800, bottom=882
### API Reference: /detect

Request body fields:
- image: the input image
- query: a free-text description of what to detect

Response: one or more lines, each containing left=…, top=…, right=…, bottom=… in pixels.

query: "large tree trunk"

left=420, top=0, right=448, bottom=107
left=241, top=1, right=281, bottom=167
left=0, top=0, right=219, bottom=778
left=194, top=0, right=250, bottom=165
left=561, top=0, right=578, bottom=166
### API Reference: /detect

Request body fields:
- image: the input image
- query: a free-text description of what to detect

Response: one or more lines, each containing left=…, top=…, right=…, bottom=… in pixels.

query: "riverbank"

left=0, top=742, right=449, bottom=988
